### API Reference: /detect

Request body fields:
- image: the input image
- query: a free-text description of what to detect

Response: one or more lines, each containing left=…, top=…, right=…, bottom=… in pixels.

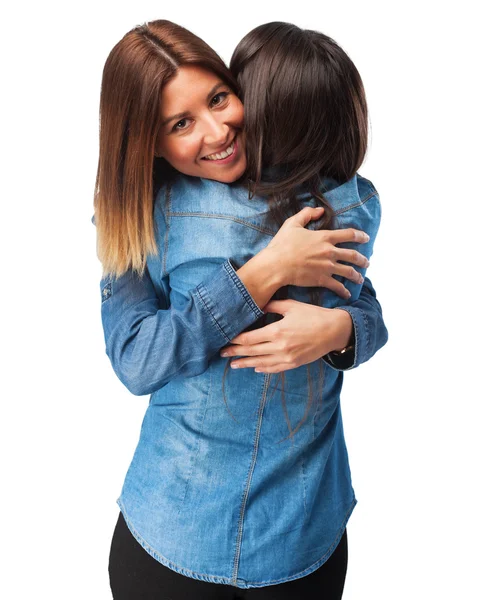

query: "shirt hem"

left=116, top=496, right=357, bottom=589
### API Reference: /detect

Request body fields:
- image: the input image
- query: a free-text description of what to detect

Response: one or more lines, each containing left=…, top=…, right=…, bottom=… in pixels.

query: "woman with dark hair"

left=94, top=19, right=387, bottom=599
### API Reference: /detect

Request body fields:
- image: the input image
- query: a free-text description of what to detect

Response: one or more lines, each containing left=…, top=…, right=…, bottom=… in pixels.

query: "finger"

left=262, top=299, right=297, bottom=315
left=332, top=263, right=364, bottom=285
left=229, top=322, right=280, bottom=346
left=221, top=342, right=274, bottom=358
left=291, top=206, right=324, bottom=227
left=325, top=228, right=370, bottom=245
left=322, top=276, right=352, bottom=300
left=334, top=247, right=370, bottom=268
left=230, top=355, right=286, bottom=370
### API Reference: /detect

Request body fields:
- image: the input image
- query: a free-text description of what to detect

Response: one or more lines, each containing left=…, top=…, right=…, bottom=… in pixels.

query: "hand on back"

left=266, top=207, right=370, bottom=299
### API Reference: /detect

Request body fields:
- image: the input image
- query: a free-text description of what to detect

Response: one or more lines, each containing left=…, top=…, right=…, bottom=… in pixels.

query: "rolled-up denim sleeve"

left=323, top=277, right=388, bottom=371
left=100, top=260, right=264, bottom=396
left=320, top=192, right=387, bottom=371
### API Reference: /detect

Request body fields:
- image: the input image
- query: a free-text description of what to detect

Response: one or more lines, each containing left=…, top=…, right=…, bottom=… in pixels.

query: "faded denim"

left=97, top=173, right=387, bottom=588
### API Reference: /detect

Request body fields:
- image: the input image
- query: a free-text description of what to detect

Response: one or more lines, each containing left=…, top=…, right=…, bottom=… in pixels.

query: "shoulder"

left=323, top=173, right=379, bottom=215
left=356, top=174, right=380, bottom=205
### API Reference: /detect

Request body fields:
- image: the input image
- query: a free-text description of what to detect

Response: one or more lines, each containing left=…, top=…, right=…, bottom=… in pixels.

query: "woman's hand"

left=265, top=207, right=370, bottom=299
left=220, top=299, right=353, bottom=373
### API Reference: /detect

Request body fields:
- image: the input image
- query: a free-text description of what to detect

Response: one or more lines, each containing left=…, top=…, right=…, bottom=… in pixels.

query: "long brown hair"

left=224, top=22, right=369, bottom=441
left=93, top=19, right=236, bottom=279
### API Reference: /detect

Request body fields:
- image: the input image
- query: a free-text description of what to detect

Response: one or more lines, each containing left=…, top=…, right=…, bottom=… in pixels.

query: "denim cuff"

left=195, top=260, right=264, bottom=343
left=323, top=306, right=369, bottom=371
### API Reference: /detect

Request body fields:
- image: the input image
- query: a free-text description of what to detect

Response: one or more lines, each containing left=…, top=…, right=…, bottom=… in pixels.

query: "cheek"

left=230, top=98, right=244, bottom=128
left=163, top=139, right=199, bottom=166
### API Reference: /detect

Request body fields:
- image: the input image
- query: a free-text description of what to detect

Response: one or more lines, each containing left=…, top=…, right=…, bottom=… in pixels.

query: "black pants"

left=109, top=512, right=348, bottom=599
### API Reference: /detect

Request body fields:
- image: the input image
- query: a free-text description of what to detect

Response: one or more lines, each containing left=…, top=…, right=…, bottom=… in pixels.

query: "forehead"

left=161, top=66, right=224, bottom=116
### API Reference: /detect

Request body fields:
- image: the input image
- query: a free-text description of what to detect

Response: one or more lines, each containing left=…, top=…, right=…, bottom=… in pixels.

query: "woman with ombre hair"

left=93, top=19, right=387, bottom=599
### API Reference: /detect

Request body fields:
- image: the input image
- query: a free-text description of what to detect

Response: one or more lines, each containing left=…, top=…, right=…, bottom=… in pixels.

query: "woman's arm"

left=100, top=260, right=263, bottom=396
left=220, top=277, right=388, bottom=373
left=220, top=189, right=386, bottom=373
left=325, top=276, right=388, bottom=370
left=97, top=208, right=378, bottom=395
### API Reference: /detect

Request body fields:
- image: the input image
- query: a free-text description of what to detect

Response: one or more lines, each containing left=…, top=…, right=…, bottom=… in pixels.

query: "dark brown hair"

left=231, top=22, right=368, bottom=212
left=93, top=19, right=236, bottom=279
left=223, top=22, right=369, bottom=441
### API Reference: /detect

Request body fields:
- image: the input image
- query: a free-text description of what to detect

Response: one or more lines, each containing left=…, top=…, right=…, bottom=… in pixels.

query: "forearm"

left=234, top=248, right=284, bottom=309
left=101, top=260, right=264, bottom=396
left=323, top=277, right=388, bottom=371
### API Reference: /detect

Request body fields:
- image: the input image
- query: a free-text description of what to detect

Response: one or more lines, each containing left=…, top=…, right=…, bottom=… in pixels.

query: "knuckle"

left=326, top=247, right=336, bottom=260
left=270, top=324, right=280, bottom=338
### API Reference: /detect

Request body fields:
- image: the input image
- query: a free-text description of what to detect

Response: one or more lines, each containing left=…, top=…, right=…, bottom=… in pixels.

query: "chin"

left=222, top=160, right=247, bottom=183
left=218, top=171, right=244, bottom=184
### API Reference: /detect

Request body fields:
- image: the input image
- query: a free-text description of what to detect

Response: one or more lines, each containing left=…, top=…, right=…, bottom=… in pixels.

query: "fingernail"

left=255, top=368, right=264, bottom=373
left=220, top=351, right=228, bottom=357
left=231, top=363, right=239, bottom=369
left=364, top=234, right=370, bottom=241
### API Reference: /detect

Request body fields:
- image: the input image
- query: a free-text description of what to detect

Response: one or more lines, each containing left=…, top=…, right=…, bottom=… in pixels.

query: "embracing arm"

left=220, top=276, right=388, bottom=373
left=221, top=193, right=388, bottom=372
left=96, top=206, right=377, bottom=394
left=323, top=276, right=388, bottom=370
left=100, top=260, right=263, bottom=396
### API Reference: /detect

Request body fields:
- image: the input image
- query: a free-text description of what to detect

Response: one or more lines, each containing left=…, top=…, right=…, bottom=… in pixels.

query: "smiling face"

left=156, top=65, right=247, bottom=183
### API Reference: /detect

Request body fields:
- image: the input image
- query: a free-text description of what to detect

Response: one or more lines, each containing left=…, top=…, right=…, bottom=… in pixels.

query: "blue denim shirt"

left=97, top=173, right=387, bottom=588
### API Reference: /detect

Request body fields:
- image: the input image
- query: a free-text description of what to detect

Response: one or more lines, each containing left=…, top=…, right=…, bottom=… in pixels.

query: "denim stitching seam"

left=361, top=307, right=370, bottom=360
left=117, top=501, right=234, bottom=584
left=194, top=286, right=230, bottom=343
left=245, top=497, right=357, bottom=586
left=169, top=211, right=276, bottom=236
left=116, top=495, right=356, bottom=587
left=162, top=184, right=171, bottom=276
left=333, top=191, right=378, bottom=216
left=232, top=373, right=270, bottom=584
left=176, top=368, right=212, bottom=517
left=224, top=261, right=263, bottom=318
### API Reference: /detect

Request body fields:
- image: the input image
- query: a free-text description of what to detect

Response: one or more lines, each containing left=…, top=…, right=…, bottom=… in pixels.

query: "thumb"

left=292, top=206, right=324, bottom=228
left=263, top=299, right=296, bottom=315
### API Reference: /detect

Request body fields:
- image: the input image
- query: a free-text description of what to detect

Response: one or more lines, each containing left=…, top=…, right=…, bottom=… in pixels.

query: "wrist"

left=235, top=248, right=284, bottom=309
left=329, top=309, right=354, bottom=353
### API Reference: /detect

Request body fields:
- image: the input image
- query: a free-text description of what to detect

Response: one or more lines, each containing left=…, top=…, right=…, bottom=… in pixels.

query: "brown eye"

left=172, top=118, right=192, bottom=132
left=210, top=92, right=229, bottom=107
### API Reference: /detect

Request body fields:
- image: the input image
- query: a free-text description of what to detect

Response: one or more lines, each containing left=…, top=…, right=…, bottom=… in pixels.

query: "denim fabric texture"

left=98, top=173, right=387, bottom=588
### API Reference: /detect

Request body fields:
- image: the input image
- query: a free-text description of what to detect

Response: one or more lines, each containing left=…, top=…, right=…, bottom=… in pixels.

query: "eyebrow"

left=161, top=82, right=226, bottom=127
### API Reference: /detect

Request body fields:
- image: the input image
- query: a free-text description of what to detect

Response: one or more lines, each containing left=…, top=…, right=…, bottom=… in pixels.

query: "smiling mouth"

left=202, top=137, right=236, bottom=161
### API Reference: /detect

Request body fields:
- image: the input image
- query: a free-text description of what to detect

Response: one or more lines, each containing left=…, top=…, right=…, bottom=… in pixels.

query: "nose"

left=202, top=113, right=229, bottom=148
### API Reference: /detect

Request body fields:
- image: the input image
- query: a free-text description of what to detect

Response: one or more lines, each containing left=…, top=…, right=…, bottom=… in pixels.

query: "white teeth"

left=204, top=140, right=235, bottom=161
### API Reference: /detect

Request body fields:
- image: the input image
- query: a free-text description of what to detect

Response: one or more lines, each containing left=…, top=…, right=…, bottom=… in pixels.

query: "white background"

left=2, top=1, right=478, bottom=598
